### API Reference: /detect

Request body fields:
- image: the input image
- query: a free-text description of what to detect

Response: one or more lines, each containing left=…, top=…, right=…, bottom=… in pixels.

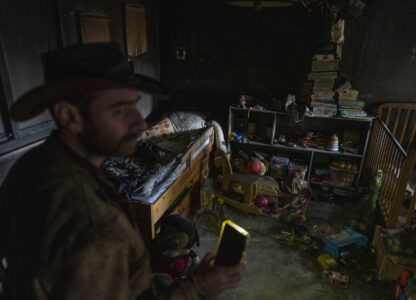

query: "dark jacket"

left=0, top=132, right=207, bottom=299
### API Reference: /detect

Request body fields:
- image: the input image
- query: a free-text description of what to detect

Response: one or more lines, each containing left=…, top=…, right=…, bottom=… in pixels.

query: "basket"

left=372, top=226, right=416, bottom=281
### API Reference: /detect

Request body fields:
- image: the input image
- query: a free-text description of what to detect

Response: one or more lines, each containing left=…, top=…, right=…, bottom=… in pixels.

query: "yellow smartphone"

left=214, top=220, right=249, bottom=266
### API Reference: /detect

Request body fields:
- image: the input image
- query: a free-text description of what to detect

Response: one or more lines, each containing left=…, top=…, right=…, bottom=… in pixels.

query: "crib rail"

left=377, top=103, right=416, bottom=152
left=365, top=117, right=416, bottom=227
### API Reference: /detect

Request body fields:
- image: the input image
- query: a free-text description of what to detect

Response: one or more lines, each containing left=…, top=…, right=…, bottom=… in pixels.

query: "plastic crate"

left=372, top=226, right=416, bottom=281
left=323, top=229, right=368, bottom=261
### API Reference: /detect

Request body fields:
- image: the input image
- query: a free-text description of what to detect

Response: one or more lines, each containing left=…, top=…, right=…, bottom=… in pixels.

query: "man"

left=0, top=42, right=245, bottom=299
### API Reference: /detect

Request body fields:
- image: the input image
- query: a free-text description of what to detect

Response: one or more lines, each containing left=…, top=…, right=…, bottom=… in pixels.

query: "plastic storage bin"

left=323, top=228, right=368, bottom=261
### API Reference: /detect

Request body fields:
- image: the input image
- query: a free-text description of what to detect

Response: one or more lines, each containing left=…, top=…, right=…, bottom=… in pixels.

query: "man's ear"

left=52, top=100, right=84, bottom=134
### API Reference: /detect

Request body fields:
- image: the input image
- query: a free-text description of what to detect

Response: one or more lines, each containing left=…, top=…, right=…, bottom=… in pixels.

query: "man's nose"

left=131, top=109, right=147, bottom=132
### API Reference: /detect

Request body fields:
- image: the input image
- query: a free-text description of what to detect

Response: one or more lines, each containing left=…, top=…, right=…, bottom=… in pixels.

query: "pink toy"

left=257, top=196, right=269, bottom=208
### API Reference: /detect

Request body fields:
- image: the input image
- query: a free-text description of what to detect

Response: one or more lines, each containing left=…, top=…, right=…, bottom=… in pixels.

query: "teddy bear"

left=152, top=214, right=200, bottom=279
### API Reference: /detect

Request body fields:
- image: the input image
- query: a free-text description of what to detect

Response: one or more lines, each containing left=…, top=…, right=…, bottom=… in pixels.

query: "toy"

left=257, top=196, right=269, bottom=208
left=322, top=228, right=368, bottom=261
left=325, top=270, right=350, bottom=288
left=152, top=214, right=200, bottom=278
left=217, top=173, right=261, bottom=215
left=253, top=152, right=268, bottom=176
left=302, top=131, right=313, bottom=148
left=327, top=134, right=339, bottom=151
left=349, top=169, right=383, bottom=232
left=317, top=253, right=338, bottom=270
left=247, top=157, right=261, bottom=174
left=395, top=270, right=411, bottom=299
left=278, top=135, right=286, bottom=144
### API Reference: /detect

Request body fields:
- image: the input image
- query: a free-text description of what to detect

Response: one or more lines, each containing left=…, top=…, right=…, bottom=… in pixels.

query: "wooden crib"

left=365, top=103, right=416, bottom=227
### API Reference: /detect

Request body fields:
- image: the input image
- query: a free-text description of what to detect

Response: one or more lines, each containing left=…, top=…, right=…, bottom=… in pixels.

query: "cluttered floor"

left=193, top=201, right=393, bottom=300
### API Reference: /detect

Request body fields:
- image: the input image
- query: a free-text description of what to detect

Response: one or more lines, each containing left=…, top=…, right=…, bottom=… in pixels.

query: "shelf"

left=309, top=181, right=356, bottom=190
left=228, top=105, right=372, bottom=188
left=229, top=140, right=363, bottom=158
left=230, top=106, right=374, bottom=123
left=230, top=106, right=277, bottom=114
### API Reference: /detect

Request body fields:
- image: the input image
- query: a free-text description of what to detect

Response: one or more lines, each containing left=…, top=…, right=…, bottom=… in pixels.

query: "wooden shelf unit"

left=227, top=106, right=373, bottom=188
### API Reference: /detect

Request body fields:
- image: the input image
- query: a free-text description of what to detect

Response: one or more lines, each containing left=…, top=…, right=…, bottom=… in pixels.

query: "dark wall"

left=352, top=0, right=416, bottom=105
left=0, top=0, right=160, bottom=183
left=159, top=0, right=329, bottom=121
left=57, top=0, right=161, bottom=117
left=160, top=0, right=416, bottom=119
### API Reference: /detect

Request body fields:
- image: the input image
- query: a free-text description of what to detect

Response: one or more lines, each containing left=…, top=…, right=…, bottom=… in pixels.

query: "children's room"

left=1, top=0, right=416, bottom=299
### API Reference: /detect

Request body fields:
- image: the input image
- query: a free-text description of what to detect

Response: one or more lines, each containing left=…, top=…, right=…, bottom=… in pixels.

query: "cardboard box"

left=372, top=226, right=416, bottom=281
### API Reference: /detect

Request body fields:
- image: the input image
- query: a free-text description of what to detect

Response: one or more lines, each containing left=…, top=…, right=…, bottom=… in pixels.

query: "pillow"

left=168, top=111, right=206, bottom=132
left=141, top=117, right=175, bottom=141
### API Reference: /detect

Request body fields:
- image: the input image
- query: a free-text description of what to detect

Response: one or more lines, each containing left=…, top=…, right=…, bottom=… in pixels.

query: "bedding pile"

left=103, top=128, right=208, bottom=203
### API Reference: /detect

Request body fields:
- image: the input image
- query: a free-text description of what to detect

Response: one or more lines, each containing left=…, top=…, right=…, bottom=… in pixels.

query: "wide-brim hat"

left=10, top=42, right=169, bottom=121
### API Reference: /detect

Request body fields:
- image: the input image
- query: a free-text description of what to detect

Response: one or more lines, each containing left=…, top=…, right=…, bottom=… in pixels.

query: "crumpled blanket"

left=103, top=128, right=206, bottom=200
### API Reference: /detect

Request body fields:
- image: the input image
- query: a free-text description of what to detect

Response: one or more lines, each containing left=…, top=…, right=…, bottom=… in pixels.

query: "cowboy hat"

left=10, top=42, right=169, bottom=121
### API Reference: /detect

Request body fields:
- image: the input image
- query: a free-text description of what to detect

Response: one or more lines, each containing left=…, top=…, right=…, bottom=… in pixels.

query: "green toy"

left=349, top=169, right=383, bottom=232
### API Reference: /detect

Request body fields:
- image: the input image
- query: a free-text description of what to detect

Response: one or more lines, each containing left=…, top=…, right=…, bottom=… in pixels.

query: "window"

left=0, top=1, right=56, bottom=155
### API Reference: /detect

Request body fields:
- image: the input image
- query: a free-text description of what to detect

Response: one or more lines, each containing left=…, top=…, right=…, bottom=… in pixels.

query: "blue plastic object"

left=322, top=228, right=368, bottom=261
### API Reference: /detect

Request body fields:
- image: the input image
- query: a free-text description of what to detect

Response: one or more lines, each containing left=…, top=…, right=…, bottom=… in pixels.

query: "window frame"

left=0, top=33, right=55, bottom=156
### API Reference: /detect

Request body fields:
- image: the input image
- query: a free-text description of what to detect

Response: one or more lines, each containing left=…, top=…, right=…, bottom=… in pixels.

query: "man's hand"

left=197, top=252, right=246, bottom=297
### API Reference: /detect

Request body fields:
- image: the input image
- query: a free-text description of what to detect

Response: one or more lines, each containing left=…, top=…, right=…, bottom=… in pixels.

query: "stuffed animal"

left=152, top=214, right=200, bottom=278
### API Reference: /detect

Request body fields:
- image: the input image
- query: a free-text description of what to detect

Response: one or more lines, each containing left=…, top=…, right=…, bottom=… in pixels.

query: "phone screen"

left=214, top=220, right=249, bottom=266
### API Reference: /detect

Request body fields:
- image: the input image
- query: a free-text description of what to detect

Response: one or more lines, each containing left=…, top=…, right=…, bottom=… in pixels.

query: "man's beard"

left=79, top=125, right=139, bottom=157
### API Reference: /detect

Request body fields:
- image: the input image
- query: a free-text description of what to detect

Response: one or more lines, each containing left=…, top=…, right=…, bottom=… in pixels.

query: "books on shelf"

left=338, top=100, right=365, bottom=108
left=312, top=87, right=335, bottom=95
left=308, top=72, right=337, bottom=80
left=312, top=106, right=338, bottom=117
left=313, top=78, right=335, bottom=88
left=311, top=101, right=337, bottom=108
left=311, top=91, right=335, bottom=98
left=311, top=59, right=340, bottom=72
left=339, top=109, right=367, bottom=117
left=313, top=54, right=335, bottom=61
left=311, top=98, right=336, bottom=103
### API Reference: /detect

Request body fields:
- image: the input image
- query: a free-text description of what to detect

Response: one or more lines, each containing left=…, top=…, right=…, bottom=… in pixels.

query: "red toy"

left=246, top=157, right=261, bottom=174
left=302, top=131, right=313, bottom=148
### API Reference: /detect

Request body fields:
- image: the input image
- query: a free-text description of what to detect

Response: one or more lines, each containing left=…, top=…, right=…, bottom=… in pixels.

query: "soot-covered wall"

left=352, top=0, right=416, bottom=106
left=159, top=0, right=328, bottom=121
left=160, top=0, right=416, bottom=120
left=0, top=0, right=160, bottom=184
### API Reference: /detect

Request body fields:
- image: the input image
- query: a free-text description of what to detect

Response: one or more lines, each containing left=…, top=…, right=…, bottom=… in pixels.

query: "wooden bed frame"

left=365, top=103, right=416, bottom=227
left=129, top=126, right=214, bottom=243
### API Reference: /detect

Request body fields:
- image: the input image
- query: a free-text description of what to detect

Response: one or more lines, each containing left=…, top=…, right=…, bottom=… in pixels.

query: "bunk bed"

left=103, top=112, right=225, bottom=242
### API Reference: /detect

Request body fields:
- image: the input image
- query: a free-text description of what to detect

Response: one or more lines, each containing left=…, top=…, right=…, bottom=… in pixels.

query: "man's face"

left=79, top=88, right=147, bottom=157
